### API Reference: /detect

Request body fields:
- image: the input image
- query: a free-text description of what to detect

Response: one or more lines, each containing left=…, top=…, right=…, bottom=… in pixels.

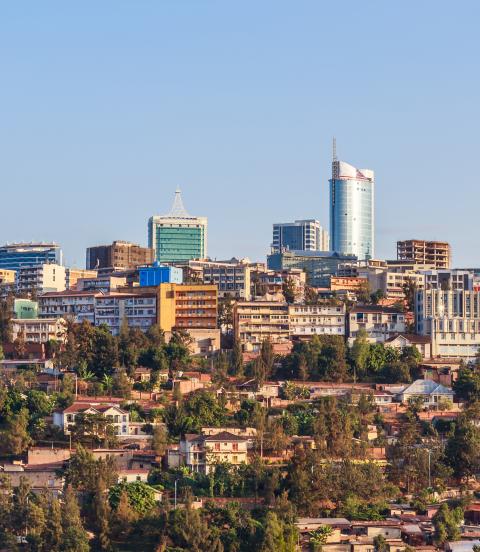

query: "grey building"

left=272, top=220, right=329, bottom=253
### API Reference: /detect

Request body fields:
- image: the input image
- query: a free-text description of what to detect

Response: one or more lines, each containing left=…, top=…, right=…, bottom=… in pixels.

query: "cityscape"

left=2, top=3, right=480, bottom=552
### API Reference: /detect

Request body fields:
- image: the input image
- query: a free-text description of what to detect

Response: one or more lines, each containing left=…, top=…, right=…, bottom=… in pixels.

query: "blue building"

left=272, top=220, right=329, bottom=253
left=267, top=250, right=356, bottom=288
left=0, top=243, right=63, bottom=271
left=139, top=262, right=183, bottom=287
left=330, top=159, right=374, bottom=260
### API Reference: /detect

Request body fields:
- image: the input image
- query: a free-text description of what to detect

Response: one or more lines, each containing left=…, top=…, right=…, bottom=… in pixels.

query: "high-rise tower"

left=148, top=190, right=207, bottom=263
left=329, top=151, right=374, bottom=260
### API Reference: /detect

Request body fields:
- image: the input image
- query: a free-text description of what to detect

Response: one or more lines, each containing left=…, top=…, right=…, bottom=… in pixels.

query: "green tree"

left=91, top=325, right=118, bottom=377
left=0, top=407, right=32, bottom=455
left=43, top=497, right=63, bottom=552
left=373, top=534, right=388, bottom=552
left=309, top=525, right=333, bottom=551
left=260, top=511, right=297, bottom=552
left=109, top=481, right=156, bottom=515
left=112, top=368, right=132, bottom=398
left=60, top=485, right=90, bottom=552
left=432, top=503, right=463, bottom=544
left=282, top=277, right=297, bottom=304
left=350, top=328, right=370, bottom=380
left=229, top=339, right=244, bottom=377
left=260, top=340, right=275, bottom=379
left=93, top=478, right=112, bottom=551
left=445, top=415, right=480, bottom=479
left=151, top=424, right=168, bottom=456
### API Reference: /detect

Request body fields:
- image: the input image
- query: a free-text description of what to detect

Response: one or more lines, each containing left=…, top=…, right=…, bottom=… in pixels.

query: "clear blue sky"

left=1, top=1, right=478, bottom=267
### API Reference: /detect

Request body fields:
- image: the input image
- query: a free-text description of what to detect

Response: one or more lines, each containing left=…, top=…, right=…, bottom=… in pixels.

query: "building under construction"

left=397, top=239, right=451, bottom=269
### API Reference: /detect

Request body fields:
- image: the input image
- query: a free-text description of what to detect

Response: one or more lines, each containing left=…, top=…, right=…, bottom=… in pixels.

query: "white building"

left=16, top=264, right=66, bottom=295
left=348, top=306, right=406, bottom=344
left=39, top=290, right=100, bottom=323
left=12, top=317, right=67, bottom=343
left=397, top=379, right=454, bottom=406
left=416, top=289, right=480, bottom=359
left=94, top=292, right=156, bottom=335
left=288, top=304, right=345, bottom=338
left=53, top=402, right=130, bottom=436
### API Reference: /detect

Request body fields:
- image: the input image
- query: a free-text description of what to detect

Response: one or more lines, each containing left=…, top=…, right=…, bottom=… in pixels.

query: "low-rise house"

left=117, top=468, right=150, bottom=483
left=178, top=431, right=248, bottom=474
left=397, top=379, right=454, bottom=406
left=0, top=461, right=65, bottom=496
left=53, top=402, right=130, bottom=437
left=385, top=333, right=432, bottom=359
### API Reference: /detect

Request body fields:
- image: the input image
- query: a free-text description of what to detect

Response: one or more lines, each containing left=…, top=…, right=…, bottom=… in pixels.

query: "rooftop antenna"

left=332, top=136, right=337, bottom=161
left=167, top=189, right=191, bottom=218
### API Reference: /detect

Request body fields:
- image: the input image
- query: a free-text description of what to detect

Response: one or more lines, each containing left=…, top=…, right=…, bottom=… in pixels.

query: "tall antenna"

left=332, top=136, right=337, bottom=161
left=167, top=189, right=191, bottom=218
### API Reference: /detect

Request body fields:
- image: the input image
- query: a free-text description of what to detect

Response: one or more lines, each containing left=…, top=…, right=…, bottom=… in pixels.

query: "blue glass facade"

left=0, top=244, right=62, bottom=270
left=139, top=263, right=183, bottom=286
left=329, top=161, right=374, bottom=260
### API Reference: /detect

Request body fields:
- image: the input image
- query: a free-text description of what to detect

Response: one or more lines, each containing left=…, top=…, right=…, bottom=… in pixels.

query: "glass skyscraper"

left=148, top=190, right=207, bottom=263
left=0, top=243, right=63, bottom=270
left=272, top=219, right=329, bottom=253
left=329, top=160, right=374, bottom=260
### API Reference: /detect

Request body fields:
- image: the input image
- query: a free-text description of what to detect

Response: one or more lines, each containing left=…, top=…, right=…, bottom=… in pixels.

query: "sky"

left=1, top=1, right=479, bottom=268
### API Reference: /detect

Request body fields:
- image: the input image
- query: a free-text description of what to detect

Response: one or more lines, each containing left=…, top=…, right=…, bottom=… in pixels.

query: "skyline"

left=1, top=2, right=479, bottom=267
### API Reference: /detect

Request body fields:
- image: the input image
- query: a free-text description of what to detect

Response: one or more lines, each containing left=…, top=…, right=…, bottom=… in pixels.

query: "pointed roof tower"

left=167, top=189, right=191, bottom=218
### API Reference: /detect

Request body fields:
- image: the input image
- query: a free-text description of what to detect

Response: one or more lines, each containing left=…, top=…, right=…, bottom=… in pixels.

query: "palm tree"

left=102, top=374, right=113, bottom=399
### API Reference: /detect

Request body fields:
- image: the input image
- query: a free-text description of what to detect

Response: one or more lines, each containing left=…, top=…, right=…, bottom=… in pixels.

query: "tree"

left=151, top=424, right=168, bottom=456
left=260, top=340, right=275, bottom=379
left=110, top=489, right=136, bottom=538
left=432, top=503, right=463, bottom=544
left=0, top=298, right=13, bottom=343
left=91, top=325, right=118, bottom=377
left=60, top=485, right=90, bottom=552
left=260, top=511, right=297, bottom=552
left=218, top=296, right=234, bottom=332
left=454, top=366, right=480, bottom=403
left=112, top=368, right=132, bottom=398
left=43, top=497, right=63, bottom=552
left=252, top=355, right=267, bottom=389
left=93, top=478, right=112, bottom=551
left=229, top=339, right=244, bottom=377
left=445, top=415, right=480, bottom=479
left=309, top=525, right=333, bottom=551
left=0, top=407, right=32, bottom=455
left=373, top=534, right=388, bottom=552
left=350, top=329, right=370, bottom=380
left=109, top=481, right=156, bottom=515
left=282, top=278, right=297, bottom=304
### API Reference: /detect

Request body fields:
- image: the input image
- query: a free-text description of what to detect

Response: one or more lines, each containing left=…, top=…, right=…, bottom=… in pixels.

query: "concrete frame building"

left=94, top=292, right=157, bottom=335
left=16, top=264, right=66, bottom=295
left=234, top=301, right=290, bottom=351
left=416, top=288, right=480, bottom=359
left=347, top=305, right=407, bottom=344
left=397, top=240, right=451, bottom=269
left=272, top=220, right=329, bottom=253
left=148, top=190, right=207, bottom=263
left=12, top=317, right=67, bottom=344
left=86, top=241, right=154, bottom=271
left=39, top=290, right=100, bottom=324
left=289, top=304, right=346, bottom=338
left=330, top=159, right=374, bottom=260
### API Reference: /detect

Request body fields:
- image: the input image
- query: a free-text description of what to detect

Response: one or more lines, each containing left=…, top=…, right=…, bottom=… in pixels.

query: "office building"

left=0, top=243, right=63, bottom=271
left=16, top=264, right=66, bottom=295
left=139, top=263, right=183, bottom=287
left=416, top=289, right=480, bottom=359
left=148, top=190, right=207, bottom=263
left=267, top=250, right=356, bottom=288
left=330, top=158, right=374, bottom=260
left=397, top=240, right=451, bottom=269
left=272, top=220, right=329, bottom=253
left=86, top=241, right=154, bottom=271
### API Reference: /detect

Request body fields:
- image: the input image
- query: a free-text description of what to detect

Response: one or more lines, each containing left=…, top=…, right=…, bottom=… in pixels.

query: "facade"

left=95, top=292, right=157, bottom=335
left=289, top=304, right=346, bottom=338
left=0, top=242, right=62, bottom=271
left=53, top=402, right=130, bottom=436
left=139, top=263, right=183, bottom=287
left=39, top=290, right=99, bottom=323
left=0, top=268, right=15, bottom=284
left=65, top=268, right=98, bottom=290
left=76, top=275, right=127, bottom=292
left=12, top=317, right=67, bottom=343
left=267, top=250, right=356, bottom=287
left=384, top=333, right=432, bottom=359
left=148, top=190, right=207, bottom=263
left=16, top=264, right=66, bottom=295
left=234, top=301, right=290, bottom=351
left=13, top=298, right=38, bottom=319
left=416, top=289, right=480, bottom=359
left=348, top=306, right=406, bottom=344
left=157, top=283, right=218, bottom=332
left=397, top=240, right=451, bottom=269
left=86, top=241, right=154, bottom=271
left=179, top=431, right=248, bottom=474
left=272, top=220, right=329, bottom=253
left=330, top=159, right=374, bottom=260
left=422, top=269, right=473, bottom=291
left=398, top=379, right=454, bottom=406
left=358, top=266, right=426, bottom=301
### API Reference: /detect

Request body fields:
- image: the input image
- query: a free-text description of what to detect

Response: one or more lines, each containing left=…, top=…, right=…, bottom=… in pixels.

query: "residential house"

left=53, top=402, right=130, bottom=437
left=384, top=333, right=432, bottom=359
left=348, top=305, right=406, bottom=344
left=397, top=379, right=454, bottom=406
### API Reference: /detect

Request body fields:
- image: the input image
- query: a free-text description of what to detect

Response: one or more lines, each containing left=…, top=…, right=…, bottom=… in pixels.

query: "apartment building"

left=329, top=276, right=368, bottom=293
left=179, top=431, right=248, bottom=474
left=65, top=268, right=98, bottom=290
left=95, top=292, right=157, bottom=335
left=251, top=268, right=306, bottom=301
left=358, top=266, right=425, bottom=301
left=39, top=290, right=100, bottom=324
left=289, top=304, right=346, bottom=338
left=12, top=317, right=67, bottom=343
left=234, top=301, right=289, bottom=351
left=422, top=269, right=474, bottom=291
left=397, top=239, right=451, bottom=269
left=348, top=306, right=406, bottom=344
left=416, top=289, right=480, bottom=359
left=76, top=275, right=127, bottom=293
left=16, top=264, right=66, bottom=295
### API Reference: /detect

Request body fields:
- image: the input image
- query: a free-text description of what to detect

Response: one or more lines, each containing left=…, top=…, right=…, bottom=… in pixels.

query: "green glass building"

left=148, top=190, right=207, bottom=263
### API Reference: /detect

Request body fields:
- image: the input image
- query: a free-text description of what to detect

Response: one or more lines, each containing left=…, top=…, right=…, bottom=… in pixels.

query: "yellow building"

left=0, top=269, right=16, bottom=284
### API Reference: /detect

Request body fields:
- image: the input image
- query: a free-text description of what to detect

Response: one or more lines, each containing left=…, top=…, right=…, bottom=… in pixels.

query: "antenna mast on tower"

left=332, top=136, right=337, bottom=161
